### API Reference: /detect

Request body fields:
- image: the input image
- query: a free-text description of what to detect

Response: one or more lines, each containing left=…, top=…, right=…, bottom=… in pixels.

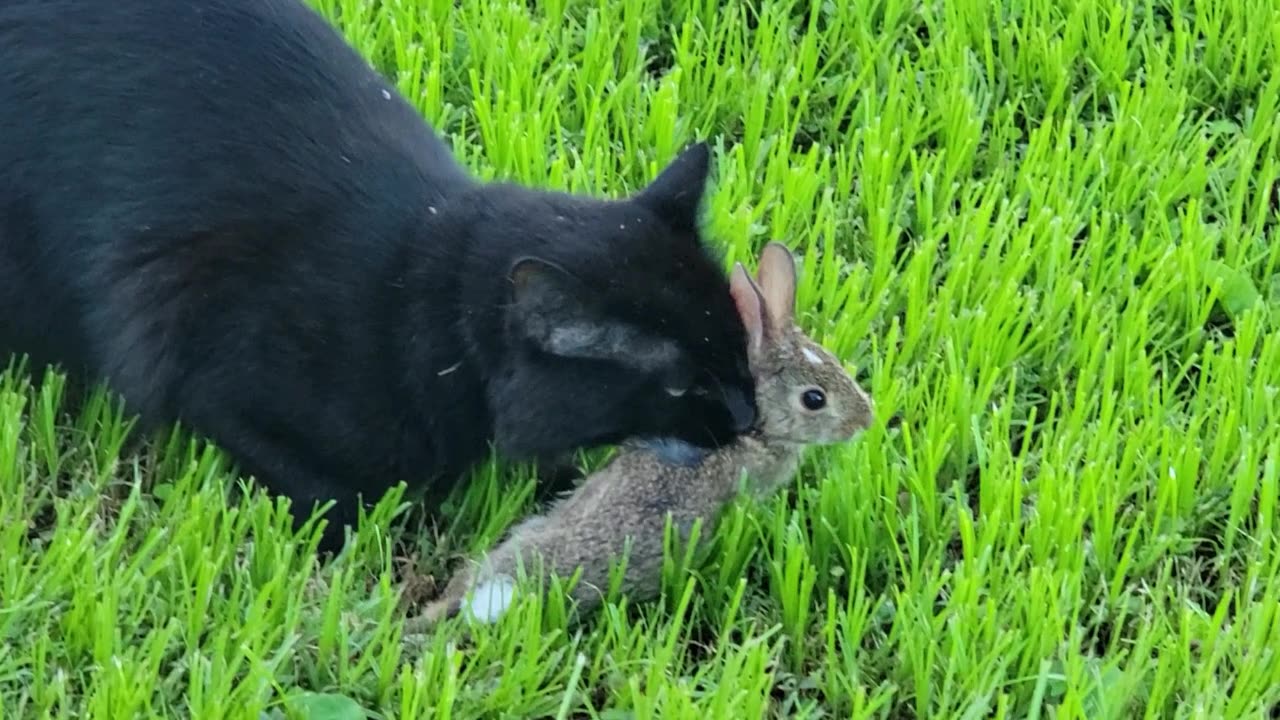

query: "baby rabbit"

left=408, top=242, right=873, bottom=629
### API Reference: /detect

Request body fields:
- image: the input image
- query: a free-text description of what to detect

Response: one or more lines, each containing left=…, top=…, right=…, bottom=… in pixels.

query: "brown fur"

left=407, top=242, right=874, bottom=629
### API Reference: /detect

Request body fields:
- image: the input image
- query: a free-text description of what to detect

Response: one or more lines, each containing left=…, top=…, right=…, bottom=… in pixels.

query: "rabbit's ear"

left=755, top=242, right=797, bottom=334
left=729, top=262, right=766, bottom=355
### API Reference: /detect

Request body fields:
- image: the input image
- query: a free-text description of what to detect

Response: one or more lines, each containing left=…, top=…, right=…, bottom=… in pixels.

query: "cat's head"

left=476, top=143, right=757, bottom=460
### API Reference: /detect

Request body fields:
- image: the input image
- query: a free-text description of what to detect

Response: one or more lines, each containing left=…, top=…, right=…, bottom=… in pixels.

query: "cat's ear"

left=633, top=142, right=711, bottom=233
left=508, top=257, right=679, bottom=372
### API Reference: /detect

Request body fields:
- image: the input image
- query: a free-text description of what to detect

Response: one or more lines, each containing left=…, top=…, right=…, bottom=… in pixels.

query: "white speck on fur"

left=382, top=89, right=392, bottom=99
left=428, top=206, right=438, bottom=214
left=461, top=575, right=517, bottom=624
left=437, top=360, right=462, bottom=376
left=802, top=347, right=824, bottom=365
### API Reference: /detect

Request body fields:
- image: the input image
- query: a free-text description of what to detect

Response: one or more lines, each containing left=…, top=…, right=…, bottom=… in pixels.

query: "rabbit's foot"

left=403, top=596, right=457, bottom=634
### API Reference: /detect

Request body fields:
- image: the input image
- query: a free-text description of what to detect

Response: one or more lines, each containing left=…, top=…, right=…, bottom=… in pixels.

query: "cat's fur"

left=0, top=0, right=757, bottom=550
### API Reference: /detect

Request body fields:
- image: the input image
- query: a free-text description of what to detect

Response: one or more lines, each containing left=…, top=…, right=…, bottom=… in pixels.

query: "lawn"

left=3, top=0, right=1280, bottom=717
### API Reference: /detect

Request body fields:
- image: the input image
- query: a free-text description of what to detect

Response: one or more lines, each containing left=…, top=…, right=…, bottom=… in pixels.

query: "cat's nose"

left=725, top=387, right=756, bottom=432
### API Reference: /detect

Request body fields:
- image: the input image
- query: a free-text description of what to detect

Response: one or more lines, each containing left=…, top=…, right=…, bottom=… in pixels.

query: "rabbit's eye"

left=801, top=389, right=827, bottom=411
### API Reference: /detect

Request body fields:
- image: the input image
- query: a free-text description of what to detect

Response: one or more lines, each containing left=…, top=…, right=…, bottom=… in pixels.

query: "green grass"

left=4, top=0, right=1280, bottom=717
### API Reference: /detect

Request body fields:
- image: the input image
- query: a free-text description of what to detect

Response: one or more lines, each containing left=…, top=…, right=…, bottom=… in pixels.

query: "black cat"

left=0, top=0, right=757, bottom=550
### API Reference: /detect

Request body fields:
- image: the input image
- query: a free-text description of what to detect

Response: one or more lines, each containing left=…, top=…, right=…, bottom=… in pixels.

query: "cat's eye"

left=801, top=389, right=826, bottom=411
left=663, top=364, right=697, bottom=398
left=666, top=384, right=710, bottom=398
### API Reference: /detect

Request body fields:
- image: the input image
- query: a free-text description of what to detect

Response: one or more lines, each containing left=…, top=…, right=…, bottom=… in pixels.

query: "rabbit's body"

left=411, top=243, right=873, bottom=627
left=425, top=432, right=799, bottom=623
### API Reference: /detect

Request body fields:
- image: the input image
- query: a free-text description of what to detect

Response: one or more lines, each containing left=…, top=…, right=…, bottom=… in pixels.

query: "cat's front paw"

left=534, top=455, right=585, bottom=501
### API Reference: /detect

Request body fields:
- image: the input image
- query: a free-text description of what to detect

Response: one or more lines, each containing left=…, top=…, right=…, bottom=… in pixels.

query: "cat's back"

left=0, top=0, right=473, bottom=371
left=0, top=0, right=469, bottom=245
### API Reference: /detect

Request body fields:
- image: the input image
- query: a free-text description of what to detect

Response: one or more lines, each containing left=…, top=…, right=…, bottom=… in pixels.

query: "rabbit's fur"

left=409, top=243, right=873, bottom=628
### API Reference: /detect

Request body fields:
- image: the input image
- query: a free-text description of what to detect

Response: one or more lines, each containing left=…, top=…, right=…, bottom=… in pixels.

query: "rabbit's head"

left=728, top=243, right=873, bottom=445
